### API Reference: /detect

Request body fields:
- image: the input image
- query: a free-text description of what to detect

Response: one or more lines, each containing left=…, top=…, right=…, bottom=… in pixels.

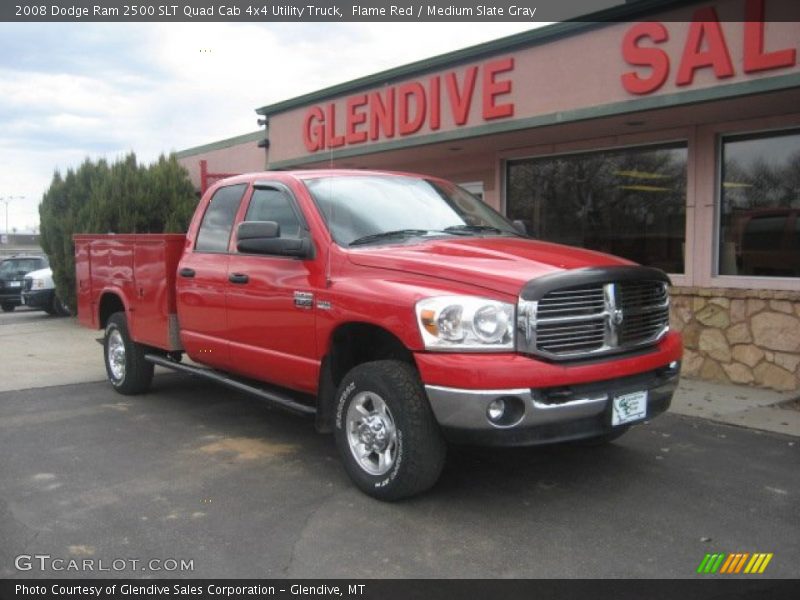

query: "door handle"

left=178, top=268, right=195, bottom=278
left=229, top=273, right=249, bottom=284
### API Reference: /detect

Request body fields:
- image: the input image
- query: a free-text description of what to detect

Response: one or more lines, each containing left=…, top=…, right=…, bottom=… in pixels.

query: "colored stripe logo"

left=697, top=552, right=773, bottom=574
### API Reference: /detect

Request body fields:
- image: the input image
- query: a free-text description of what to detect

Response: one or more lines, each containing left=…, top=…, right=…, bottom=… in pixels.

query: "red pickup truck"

left=75, top=170, right=682, bottom=500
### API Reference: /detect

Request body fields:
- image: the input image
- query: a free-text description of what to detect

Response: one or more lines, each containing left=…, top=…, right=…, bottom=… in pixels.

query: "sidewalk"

left=2, top=308, right=799, bottom=436
left=671, top=377, right=800, bottom=437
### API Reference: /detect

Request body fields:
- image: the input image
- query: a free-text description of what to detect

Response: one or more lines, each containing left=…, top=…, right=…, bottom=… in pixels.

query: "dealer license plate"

left=8, top=281, right=20, bottom=287
left=612, top=390, right=648, bottom=426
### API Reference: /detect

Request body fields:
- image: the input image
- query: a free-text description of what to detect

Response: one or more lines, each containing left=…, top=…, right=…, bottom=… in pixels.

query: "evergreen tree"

left=39, top=153, right=198, bottom=312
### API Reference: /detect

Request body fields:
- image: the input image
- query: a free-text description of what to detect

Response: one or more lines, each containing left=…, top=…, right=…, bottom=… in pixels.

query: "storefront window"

left=506, top=144, right=687, bottom=273
left=719, top=130, right=800, bottom=278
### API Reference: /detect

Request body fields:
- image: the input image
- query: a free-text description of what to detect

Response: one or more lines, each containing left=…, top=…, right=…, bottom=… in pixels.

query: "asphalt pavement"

left=0, top=309, right=798, bottom=578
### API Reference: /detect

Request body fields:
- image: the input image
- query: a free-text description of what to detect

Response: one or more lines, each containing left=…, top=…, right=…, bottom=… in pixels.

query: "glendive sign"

left=302, top=58, right=515, bottom=152
left=621, top=0, right=797, bottom=94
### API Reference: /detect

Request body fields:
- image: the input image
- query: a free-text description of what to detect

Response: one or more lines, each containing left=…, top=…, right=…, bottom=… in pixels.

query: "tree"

left=39, top=153, right=197, bottom=312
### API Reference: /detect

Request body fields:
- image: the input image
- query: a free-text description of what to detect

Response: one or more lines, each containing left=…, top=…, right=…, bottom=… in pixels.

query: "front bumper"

left=0, top=287, right=23, bottom=305
left=417, top=332, right=683, bottom=446
left=21, top=288, right=53, bottom=310
left=425, top=362, right=679, bottom=446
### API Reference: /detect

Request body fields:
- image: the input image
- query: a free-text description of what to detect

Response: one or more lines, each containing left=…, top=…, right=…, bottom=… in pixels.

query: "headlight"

left=416, top=296, right=514, bottom=351
left=31, top=279, right=46, bottom=290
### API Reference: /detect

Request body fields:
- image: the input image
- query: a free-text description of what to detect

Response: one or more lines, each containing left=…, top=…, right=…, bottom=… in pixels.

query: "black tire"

left=51, top=294, right=71, bottom=317
left=573, top=426, right=630, bottom=447
left=1, top=303, right=15, bottom=312
left=334, top=360, right=446, bottom=501
left=104, top=311, right=154, bottom=395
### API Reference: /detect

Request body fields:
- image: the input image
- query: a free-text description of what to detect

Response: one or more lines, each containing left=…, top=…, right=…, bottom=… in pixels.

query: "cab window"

left=195, top=184, right=247, bottom=253
left=244, top=187, right=301, bottom=239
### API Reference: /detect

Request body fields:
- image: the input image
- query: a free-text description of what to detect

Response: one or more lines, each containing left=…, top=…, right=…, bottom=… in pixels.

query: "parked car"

left=0, top=255, right=49, bottom=312
left=21, top=267, right=70, bottom=316
left=75, top=170, right=682, bottom=500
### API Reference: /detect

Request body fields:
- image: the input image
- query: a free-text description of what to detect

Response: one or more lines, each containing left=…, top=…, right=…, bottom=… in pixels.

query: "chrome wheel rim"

left=107, top=329, right=126, bottom=381
left=346, top=391, right=398, bottom=476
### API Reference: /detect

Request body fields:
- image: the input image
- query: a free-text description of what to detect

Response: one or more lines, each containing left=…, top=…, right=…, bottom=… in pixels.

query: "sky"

left=0, top=21, right=546, bottom=233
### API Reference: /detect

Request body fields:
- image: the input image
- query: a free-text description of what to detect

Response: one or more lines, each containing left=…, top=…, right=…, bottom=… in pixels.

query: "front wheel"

left=1, top=303, right=15, bottom=312
left=104, top=312, right=154, bottom=395
left=334, top=360, right=446, bottom=501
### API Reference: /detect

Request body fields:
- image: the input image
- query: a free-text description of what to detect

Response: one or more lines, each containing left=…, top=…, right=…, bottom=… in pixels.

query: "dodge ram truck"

left=75, top=170, right=682, bottom=500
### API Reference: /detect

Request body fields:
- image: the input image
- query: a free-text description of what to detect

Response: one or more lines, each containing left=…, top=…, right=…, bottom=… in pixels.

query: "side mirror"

left=236, top=221, right=313, bottom=258
left=512, top=219, right=528, bottom=236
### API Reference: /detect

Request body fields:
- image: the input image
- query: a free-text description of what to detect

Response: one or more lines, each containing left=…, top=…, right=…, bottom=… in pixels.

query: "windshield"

left=0, top=258, right=45, bottom=277
left=304, top=175, right=519, bottom=246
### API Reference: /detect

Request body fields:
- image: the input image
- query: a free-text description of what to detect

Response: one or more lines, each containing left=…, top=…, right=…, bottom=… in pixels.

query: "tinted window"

left=195, top=184, right=247, bottom=253
left=0, top=258, right=47, bottom=277
left=244, top=188, right=301, bottom=238
left=720, top=130, right=800, bottom=277
left=506, top=144, right=687, bottom=273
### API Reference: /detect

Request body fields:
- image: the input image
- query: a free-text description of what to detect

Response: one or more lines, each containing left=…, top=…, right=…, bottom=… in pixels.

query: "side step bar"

left=144, top=354, right=316, bottom=417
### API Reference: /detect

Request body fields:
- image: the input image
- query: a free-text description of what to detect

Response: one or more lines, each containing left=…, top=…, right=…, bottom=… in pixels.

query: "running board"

left=144, top=354, right=316, bottom=417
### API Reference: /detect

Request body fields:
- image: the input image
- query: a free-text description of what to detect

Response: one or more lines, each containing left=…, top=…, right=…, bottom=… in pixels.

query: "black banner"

left=2, top=580, right=800, bottom=600
left=4, top=0, right=800, bottom=23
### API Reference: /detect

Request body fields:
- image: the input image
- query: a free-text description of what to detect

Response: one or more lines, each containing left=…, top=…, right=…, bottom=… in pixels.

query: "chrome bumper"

left=424, top=363, right=680, bottom=446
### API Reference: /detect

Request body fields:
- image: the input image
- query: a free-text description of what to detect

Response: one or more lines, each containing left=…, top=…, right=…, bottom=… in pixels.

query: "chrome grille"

left=518, top=278, right=669, bottom=360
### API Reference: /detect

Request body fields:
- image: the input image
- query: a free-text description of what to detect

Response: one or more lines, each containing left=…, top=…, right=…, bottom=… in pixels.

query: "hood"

left=25, top=267, right=53, bottom=281
left=347, top=237, right=634, bottom=296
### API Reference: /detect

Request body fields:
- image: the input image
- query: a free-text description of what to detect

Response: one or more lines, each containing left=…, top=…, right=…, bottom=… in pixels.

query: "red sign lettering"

left=621, top=0, right=797, bottom=95
left=301, top=57, right=515, bottom=152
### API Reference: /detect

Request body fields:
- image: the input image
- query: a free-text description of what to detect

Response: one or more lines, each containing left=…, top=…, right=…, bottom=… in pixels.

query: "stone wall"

left=670, top=287, right=800, bottom=392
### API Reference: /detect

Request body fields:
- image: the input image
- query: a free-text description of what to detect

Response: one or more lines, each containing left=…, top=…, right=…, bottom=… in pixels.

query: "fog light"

left=486, top=395, right=525, bottom=428
left=669, top=361, right=679, bottom=370
left=487, top=398, right=506, bottom=422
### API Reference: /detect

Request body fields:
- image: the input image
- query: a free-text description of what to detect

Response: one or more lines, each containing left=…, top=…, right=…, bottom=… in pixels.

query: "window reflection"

left=719, top=131, right=800, bottom=278
left=506, top=144, right=687, bottom=273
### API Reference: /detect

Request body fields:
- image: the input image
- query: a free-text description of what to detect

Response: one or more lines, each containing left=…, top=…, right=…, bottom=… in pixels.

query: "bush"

left=39, top=153, right=197, bottom=312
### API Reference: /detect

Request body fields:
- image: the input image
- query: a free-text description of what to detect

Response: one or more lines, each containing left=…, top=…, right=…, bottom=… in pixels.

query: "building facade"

left=177, top=0, right=800, bottom=391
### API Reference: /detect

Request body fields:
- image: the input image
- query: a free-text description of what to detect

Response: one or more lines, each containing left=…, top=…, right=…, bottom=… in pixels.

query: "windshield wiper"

left=349, top=229, right=431, bottom=247
left=443, top=224, right=505, bottom=235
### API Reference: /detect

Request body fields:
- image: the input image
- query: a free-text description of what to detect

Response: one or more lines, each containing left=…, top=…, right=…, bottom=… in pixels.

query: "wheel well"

left=328, top=323, right=414, bottom=387
left=315, top=323, right=415, bottom=433
left=98, top=293, right=125, bottom=329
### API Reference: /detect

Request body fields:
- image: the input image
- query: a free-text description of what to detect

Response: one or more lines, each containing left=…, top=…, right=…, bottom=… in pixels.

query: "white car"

left=21, top=267, right=71, bottom=316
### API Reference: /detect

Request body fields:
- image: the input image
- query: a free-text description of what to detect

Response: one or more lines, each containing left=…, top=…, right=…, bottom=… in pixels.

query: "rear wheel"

left=104, top=312, right=153, bottom=395
left=1, top=303, right=15, bottom=312
left=334, top=360, right=446, bottom=501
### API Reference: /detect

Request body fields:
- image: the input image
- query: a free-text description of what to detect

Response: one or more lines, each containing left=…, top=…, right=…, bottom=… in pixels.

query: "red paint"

left=621, top=22, right=670, bottom=95
left=368, top=88, right=394, bottom=141
left=325, top=103, right=345, bottom=148
left=345, top=94, right=368, bottom=144
left=398, top=82, right=426, bottom=135
left=301, top=58, right=515, bottom=151
left=676, top=7, right=734, bottom=86
left=482, top=58, right=514, bottom=120
left=620, top=0, right=797, bottom=95
left=744, top=0, right=796, bottom=73
left=302, top=106, right=324, bottom=152
left=446, top=66, right=477, bottom=125
left=429, top=75, right=441, bottom=130
left=74, top=170, right=681, bottom=405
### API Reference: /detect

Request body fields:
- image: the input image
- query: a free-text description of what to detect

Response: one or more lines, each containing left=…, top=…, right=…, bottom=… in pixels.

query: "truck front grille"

left=517, top=274, right=670, bottom=361
left=23, top=277, right=33, bottom=291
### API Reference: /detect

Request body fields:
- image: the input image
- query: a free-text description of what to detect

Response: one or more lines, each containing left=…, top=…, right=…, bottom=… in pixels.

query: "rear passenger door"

left=176, top=183, right=247, bottom=369
left=225, top=183, right=319, bottom=393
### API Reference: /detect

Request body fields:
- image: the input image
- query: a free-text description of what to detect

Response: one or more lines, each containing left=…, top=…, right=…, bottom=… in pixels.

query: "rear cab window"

left=194, top=184, right=248, bottom=253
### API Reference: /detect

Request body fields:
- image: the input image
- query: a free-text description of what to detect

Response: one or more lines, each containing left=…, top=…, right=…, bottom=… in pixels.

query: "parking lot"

left=1, top=309, right=798, bottom=578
